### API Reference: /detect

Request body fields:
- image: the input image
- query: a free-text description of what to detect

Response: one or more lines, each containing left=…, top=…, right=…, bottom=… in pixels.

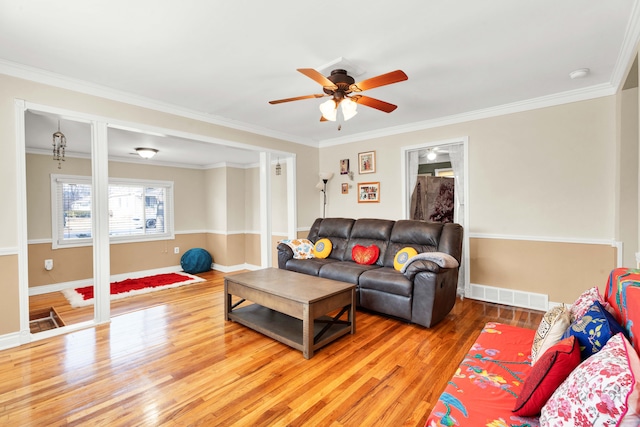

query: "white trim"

left=92, top=121, right=111, bottom=324
left=469, top=232, right=620, bottom=246
left=468, top=283, right=548, bottom=312
left=286, top=156, right=298, bottom=240
left=0, top=247, right=19, bottom=256
left=610, top=0, right=640, bottom=90
left=212, top=263, right=261, bottom=273
left=0, top=332, right=23, bottom=351
left=259, top=152, right=272, bottom=268
left=1, top=59, right=317, bottom=147
left=320, top=84, right=616, bottom=147
left=15, top=99, right=31, bottom=345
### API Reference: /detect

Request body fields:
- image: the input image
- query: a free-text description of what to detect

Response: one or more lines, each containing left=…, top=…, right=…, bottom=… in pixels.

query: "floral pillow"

left=513, top=336, right=581, bottom=416
left=540, top=333, right=640, bottom=426
left=570, top=286, right=604, bottom=321
left=278, top=239, right=315, bottom=260
left=562, top=300, right=625, bottom=360
left=531, top=304, right=572, bottom=365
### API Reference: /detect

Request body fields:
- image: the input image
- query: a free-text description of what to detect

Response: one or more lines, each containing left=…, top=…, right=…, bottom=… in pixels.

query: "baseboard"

left=468, top=283, right=548, bottom=312
left=212, top=263, right=261, bottom=273
left=0, top=331, right=23, bottom=351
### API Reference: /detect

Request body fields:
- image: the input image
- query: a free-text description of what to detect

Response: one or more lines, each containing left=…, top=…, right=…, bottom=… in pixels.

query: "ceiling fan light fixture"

left=341, top=98, right=358, bottom=121
left=427, top=150, right=437, bottom=161
left=135, top=147, right=158, bottom=159
left=319, top=99, right=337, bottom=121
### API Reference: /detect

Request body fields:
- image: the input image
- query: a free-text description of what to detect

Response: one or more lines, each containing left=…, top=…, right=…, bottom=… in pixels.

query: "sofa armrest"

left=277, top=243, right=294, bottom=269
left=402, top=259, right=442, bottom=281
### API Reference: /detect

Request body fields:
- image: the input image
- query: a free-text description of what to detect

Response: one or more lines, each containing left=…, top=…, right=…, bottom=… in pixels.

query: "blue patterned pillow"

left=562, top=300, right=625, bottom=359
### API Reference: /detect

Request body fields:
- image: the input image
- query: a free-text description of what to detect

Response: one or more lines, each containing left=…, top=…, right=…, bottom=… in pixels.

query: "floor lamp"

left=317, top=172, right=334, bottom=218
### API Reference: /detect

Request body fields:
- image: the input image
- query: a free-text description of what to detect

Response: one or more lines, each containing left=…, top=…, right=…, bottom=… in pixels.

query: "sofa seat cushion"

left=359, top=267, right=413, bottom=297
left=427, top=322, right=538, bottom=427
left=285, top=258, right=338, bottom=276
left=318, top=261, right=380, bottom=285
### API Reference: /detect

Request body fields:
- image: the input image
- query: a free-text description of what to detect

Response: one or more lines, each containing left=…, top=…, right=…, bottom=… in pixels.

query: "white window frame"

left=51, top=174, right=175, bottom=249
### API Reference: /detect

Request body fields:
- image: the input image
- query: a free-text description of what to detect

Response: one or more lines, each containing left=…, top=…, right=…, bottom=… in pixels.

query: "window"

left=51, top=175, right=174, bottom=248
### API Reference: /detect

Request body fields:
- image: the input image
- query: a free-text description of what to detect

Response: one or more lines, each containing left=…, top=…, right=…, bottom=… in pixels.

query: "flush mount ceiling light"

left=135, top=147, right=158, bottom=159
left=569, top=68, right=590, bottom=79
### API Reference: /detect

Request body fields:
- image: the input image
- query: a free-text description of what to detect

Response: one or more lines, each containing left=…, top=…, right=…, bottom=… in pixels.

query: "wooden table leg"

left=350, top=289, right=356, bottom=334
left=224, top=280, right=230, bottom=321
left=303, top=304, right=313, bottom=359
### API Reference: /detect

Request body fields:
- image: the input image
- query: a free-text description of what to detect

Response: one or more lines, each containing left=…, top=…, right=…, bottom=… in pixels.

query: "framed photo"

left=340, top=159, right=350, bottom=175
left=358, top=151, right=376, bottom=174
left=358, top=182, right=380, bottom=203
left=341, top=183, right=349, bottom=194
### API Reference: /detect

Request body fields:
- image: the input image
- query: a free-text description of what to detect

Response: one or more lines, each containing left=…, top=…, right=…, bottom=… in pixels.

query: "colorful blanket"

left=426, top=322, right=539, bottom=427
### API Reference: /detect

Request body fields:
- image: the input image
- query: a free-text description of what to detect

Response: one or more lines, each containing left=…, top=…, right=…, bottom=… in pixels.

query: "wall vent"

left=468, top=283, right=548, bottom=312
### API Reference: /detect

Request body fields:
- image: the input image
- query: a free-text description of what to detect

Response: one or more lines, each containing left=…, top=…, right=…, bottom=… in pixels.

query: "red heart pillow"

left=352, top=244, right=380, bottom=265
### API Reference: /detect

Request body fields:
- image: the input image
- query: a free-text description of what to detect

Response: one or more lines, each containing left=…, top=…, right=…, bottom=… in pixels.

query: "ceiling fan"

left=269, top=68, right=408, bottom=123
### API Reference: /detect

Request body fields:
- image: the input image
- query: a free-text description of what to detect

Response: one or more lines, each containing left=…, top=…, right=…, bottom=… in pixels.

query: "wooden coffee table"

left=224, top=268, right=356, bottom=359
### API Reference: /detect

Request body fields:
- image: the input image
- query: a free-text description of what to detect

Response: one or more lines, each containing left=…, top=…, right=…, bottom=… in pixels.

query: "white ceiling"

left=4, top=1, right=640, bottom=166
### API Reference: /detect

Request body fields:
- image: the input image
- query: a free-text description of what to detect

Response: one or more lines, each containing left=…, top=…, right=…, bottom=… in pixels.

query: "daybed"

left=426, top=267, right=640, bottom=426
left=277, top=217, right=463, bottom=328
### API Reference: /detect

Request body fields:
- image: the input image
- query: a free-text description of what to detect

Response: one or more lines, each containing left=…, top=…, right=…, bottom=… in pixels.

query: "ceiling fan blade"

left=297, top=68, right=338, bottom=90
left=269, top=94, right=326, bottom=104
left=350, top=70, right=408, bottom=92
left=320, top=115, right=328, bottom=122
left=351, top=95, right=398, bottom=113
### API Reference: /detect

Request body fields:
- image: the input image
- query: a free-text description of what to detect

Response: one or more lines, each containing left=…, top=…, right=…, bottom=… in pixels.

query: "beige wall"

left=321, top=98, right=617, bottom=238
left=470, top=238, right=617, bottom=302
left=320, top=97, right=623, bottom=303
left=619, top=87, right=639, bottom=266
left=0, top=255, right=20, bottom=335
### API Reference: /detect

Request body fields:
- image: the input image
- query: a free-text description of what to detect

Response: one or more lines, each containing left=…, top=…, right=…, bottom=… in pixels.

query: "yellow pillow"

left=394, top=247, right=418, bottom=271
left=314, top=238, right=333, bottom=259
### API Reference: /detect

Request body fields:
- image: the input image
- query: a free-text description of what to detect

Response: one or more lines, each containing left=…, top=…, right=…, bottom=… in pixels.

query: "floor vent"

left=469, top=283, right=548, bottom=312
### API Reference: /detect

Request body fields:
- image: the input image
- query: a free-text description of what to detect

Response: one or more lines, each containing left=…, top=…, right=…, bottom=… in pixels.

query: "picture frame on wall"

left=358, top=182, right=380, bottom=203
left=340, top=159, right=350, bottom=175
left=341, top=183, right=349, bottom=194
left=358, top=151, right=376, bottom=174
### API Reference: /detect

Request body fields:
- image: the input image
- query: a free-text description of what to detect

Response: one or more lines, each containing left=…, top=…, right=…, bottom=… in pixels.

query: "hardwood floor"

left=6, top=270, right=543, bottom=426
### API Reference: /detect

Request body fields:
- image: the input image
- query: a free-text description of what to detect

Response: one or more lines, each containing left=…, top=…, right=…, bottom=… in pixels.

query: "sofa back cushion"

left=308, top=218, right=355, bottom=261
left=383, top=220, right=445, bottom=268
left=346, top=219, right=395, bottom=266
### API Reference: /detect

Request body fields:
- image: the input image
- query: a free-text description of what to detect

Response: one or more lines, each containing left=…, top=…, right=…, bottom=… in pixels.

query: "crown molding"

left=0, top=59, right=318, bottom=148
left=319, top=82, right=617, bottom=147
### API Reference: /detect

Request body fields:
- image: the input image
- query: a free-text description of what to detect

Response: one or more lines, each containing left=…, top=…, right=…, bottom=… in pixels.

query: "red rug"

left=62, top=272, right=205, bottom=308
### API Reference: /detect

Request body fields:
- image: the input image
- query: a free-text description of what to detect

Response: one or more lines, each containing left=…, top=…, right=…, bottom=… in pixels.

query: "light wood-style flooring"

left=5, top=270, right=543, bottom=426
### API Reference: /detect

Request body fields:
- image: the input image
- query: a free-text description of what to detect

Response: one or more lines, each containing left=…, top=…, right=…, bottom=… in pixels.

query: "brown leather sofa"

left=277, top=217, right=464, bottom=327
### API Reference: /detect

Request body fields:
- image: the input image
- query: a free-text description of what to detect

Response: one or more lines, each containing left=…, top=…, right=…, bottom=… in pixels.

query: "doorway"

left=16, top=100, right=296, bottom=342
left=401, top=137, right=470, bottom=296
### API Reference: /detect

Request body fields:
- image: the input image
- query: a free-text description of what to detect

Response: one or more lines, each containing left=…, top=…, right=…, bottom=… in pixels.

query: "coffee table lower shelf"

left=228, top=304, right=352, bottom=356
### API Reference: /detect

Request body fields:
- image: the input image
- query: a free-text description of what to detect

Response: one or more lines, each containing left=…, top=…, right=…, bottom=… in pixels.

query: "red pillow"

left=513, top=336, right=581, bottom=416
left=352, top=244, right=380, bottom=265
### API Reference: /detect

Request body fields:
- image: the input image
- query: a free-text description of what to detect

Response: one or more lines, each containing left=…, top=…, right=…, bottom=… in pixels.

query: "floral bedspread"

left=426, top=322, right=540, bottom=427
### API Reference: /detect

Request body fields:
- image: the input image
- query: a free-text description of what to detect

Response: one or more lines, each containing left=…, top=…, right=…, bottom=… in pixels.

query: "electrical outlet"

left=174, top=247, right=180, bottom=254
left=44, top=259, right=53, bottom=271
